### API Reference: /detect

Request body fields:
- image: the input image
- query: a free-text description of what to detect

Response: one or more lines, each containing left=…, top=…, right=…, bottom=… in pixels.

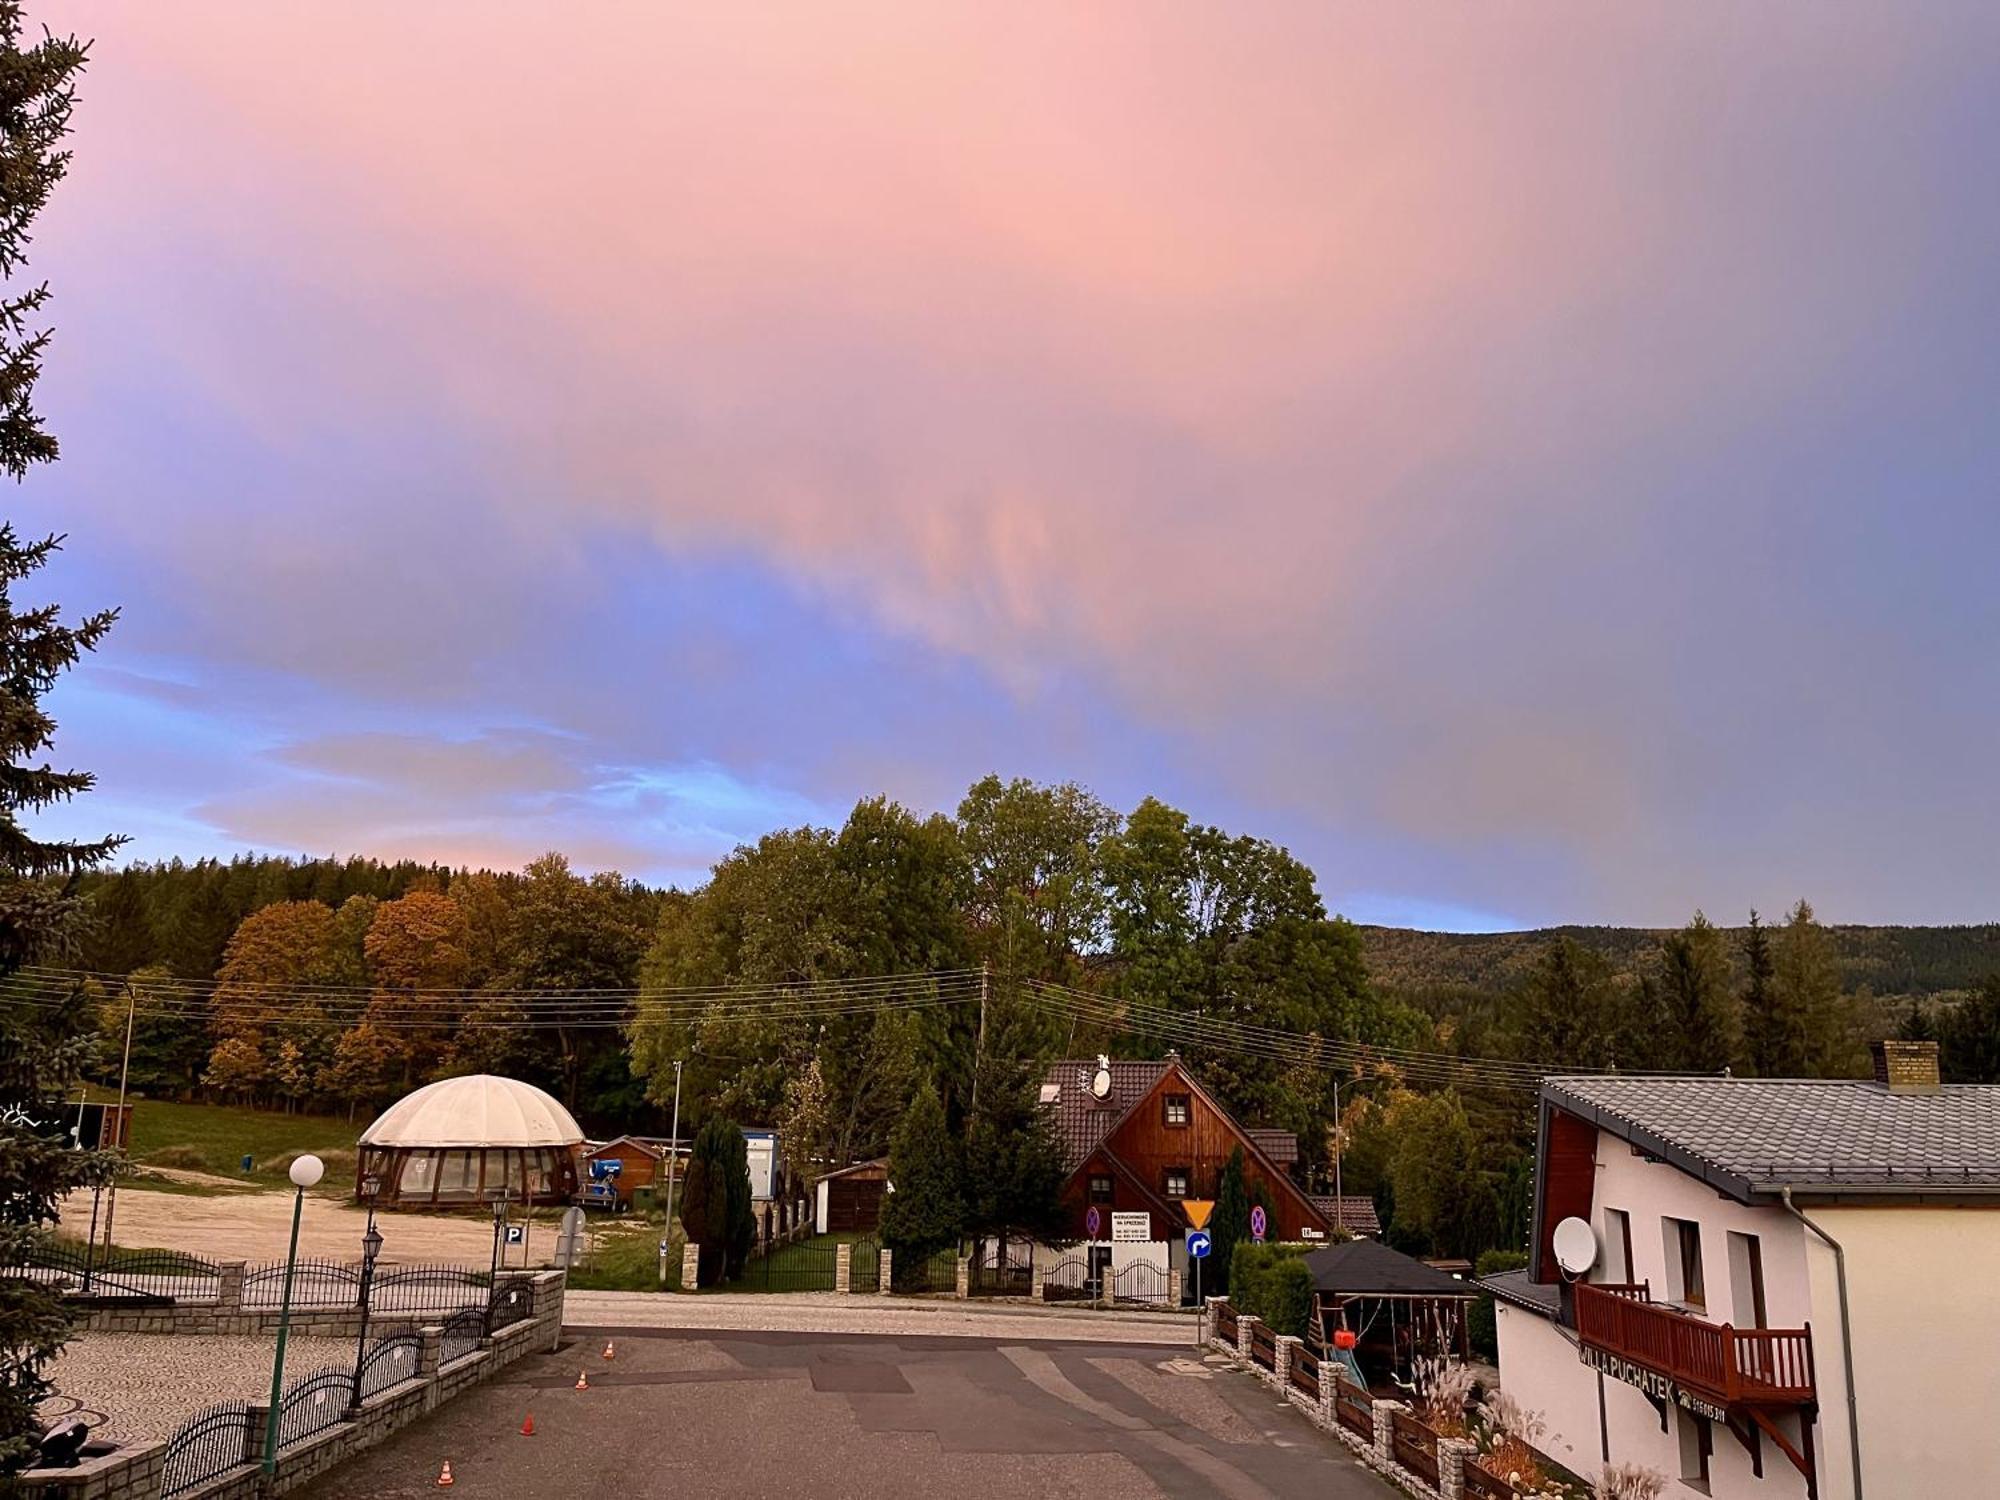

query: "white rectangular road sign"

left=1110, top=1211, right=1151, bottom=1243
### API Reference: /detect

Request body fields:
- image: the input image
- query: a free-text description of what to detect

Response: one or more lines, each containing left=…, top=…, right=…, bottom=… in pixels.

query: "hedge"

left=1230, top=1241, right=1315, bottom=1339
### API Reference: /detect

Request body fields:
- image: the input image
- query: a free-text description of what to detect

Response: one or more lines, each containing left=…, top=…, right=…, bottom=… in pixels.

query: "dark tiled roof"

left=1479, top=1268, right=1559, bottom=1319
left=1304, top=1238, right=1476, bottom=1297
left=1246, top=1128, right=1299, bottom=1165
left=1546, top=1075, right=2000, bottom=1200
left=1041, top=1059, right=1170, bottom=1171
left=1308, top=1196, right=1382, bottom=1237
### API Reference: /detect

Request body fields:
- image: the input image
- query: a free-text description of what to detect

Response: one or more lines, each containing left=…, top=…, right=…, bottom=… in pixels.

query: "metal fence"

left=276, top=1367, right=354, bottom=1451
left=1040, top=1255, right=1097, bottom=1301
left=740, top=1235, right=838, bottom=1293
left=967, top=1239, right=1032, bottom=1297
left=243, top=1256, right=361, bottom=1309
left=356, top=1332, right=422, bottom=1399
left=440, top=1309, right=486, bottom=1367
left=367, top=1263, right=492, bottom=1314
left=487, top=1278, right=535, bottom=1331
left=4, top=1239, right=220, bottom=1302
left=849, top=1237, right=881, bottom=1292
left=891, top=1246, right=958, bottom=1294
left=162, top=1401, right=254, bottom=1498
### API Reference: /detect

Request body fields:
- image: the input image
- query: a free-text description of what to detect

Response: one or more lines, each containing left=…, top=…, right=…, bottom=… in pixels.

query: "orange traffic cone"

left=437, top=1460, right=455, bottom=1487
left=575, top=1369, right=590, bottom=1391
left=602, top=1340, right=616, bottom=1361
left=520, top=1413, right=535, bottom=1436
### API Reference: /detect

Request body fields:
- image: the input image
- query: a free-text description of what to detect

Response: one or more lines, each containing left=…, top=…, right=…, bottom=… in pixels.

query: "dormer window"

left=1163, top=1094, right=1190, bottom=1127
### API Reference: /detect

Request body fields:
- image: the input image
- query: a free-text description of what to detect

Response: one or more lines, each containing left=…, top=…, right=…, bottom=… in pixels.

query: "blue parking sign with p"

left=1185, top=1229, right=1211, bottom=1259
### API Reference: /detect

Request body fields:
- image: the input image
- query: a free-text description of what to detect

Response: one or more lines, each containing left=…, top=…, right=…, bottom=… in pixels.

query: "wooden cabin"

left=814, top=1158, right=888, bottom=1233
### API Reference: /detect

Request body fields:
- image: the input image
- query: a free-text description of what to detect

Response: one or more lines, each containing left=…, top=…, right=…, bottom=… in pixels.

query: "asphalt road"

left=298, top=1327, right=1395, bottom=1500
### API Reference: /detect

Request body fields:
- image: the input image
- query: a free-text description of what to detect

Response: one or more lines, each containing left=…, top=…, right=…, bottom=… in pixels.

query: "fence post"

left=1204, top=1296, right=1227, bottom=1349
left=680, top=1241, right=702, bottom=1291
left=835, top=1242, right=853, bottom=1294
left=217, top=1261, right=246, bottom=1315
left=1236, top=1313, right=1259, bottom=1363
left=1317, top=1366, right=1338, bottom=1429
left=955, top=1256, right=970, bottom=1300
left=877, top=1248, right=893, bottom=1295
left=416, top=1326, right=442, bottom=1381
left=1272, top=1334, right=1300, bottom=1392
left=1437, top=1436, right=1476, bottom=1500
left=1169, top=1268, right=1182, bottom=1307
left=1371, top=1399, right=1406, bottom=1464
left=243, top=1403, right=272, bottom=1470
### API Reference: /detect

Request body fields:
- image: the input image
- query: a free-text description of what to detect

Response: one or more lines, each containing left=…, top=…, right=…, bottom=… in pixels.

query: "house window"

left=1676, top=1408, right=1712, bottom=1491
left=1163, top=1168, right=1190, bottom=1199
left=1664, top=1217, right=1705, bottom=1310
left=1728, top=1231, right=1768, bottom=1328
left=1088, top=1175, right=1114, bottom=1205
left=1163, top=1094, right=1190, bottom=1127
left=1603, top=1208, right=1634, bottom=1284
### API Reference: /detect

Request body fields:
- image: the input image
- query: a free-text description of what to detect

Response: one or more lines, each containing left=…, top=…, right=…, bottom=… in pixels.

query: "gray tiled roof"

left=1546, top=1074, right=2000, bottom=1199
left=1479, top=1268, right=1559, bottom=1318
left=1246, top=1128, right=1299, bottom=1165
left=1042, top=1059, right=1170, bottom=1171
left=1308, top=1195, right=1382, bottom=1237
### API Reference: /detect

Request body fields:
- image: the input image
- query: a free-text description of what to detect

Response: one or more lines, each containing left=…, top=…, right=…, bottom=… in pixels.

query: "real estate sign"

left=1110, top=1211, right=1151, bottom=1243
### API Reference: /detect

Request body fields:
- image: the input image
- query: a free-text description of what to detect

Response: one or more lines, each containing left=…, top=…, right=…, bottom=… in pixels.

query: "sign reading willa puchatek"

left=1578, top=1345, right=1728, bottom=1423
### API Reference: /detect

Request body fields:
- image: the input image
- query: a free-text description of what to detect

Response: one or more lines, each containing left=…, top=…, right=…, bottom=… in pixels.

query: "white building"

left=1483, top=1041, right=2000, bottom=1499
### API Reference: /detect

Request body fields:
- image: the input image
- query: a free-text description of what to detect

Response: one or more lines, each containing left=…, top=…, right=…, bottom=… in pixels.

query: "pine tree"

left=879, top=1081, right=962, bottom=1261
left=0, top=8, right=116, bottom=1475
left=1657, top=911, right=1740, bottom=1073
left=1772, top=901, right=1851, bottom=1076
left=1738, top=908, right=1800, bottom=1077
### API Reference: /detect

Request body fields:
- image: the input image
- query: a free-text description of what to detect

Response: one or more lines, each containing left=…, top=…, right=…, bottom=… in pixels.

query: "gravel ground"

left=49, top=1333, right=357, bottom=1443
left=565, top=1290, right=1199, bottom=1345
left=58, top=1186, right=515, bottom=1263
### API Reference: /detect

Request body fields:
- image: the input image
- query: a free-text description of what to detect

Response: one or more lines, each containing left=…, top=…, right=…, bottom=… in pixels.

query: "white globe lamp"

left=289, top=1154, right=325, bottom=1190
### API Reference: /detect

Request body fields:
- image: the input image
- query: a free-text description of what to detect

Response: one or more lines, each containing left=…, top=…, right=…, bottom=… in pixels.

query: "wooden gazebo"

left=1304, top=1239, right=1477, bottom=1387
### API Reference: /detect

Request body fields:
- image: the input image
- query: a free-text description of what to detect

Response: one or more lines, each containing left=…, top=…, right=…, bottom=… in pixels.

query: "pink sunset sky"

left=16, top=2, right=2000, bottom=927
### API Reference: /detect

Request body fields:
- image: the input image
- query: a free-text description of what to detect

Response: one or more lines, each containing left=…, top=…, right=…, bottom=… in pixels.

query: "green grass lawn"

left=566, top=1217, right=684, bottom=1291
left=125, top=1099, right=358, bottom=1188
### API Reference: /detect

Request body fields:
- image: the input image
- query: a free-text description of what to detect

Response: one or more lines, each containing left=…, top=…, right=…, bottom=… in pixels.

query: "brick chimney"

left=1871, top=1039, right=1941, bottom=1095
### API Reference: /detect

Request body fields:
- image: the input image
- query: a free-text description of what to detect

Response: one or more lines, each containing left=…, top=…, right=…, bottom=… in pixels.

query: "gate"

left=750, top=1235, right=839, bottom=1293
left=1040, top=1254, right=1096, bottom=1302
left=967, top=1238, right=1032, bottom=1297
left=849, top=1237, right=881, bottom=1292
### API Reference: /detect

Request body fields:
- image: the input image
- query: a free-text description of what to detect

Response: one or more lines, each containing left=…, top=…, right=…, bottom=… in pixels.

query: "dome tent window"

left=356, top=1075, right=585, bottom=1208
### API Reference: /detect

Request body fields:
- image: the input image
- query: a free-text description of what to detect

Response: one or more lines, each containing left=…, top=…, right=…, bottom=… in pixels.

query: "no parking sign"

left=1249, top=1205, right=1267, bottom=1243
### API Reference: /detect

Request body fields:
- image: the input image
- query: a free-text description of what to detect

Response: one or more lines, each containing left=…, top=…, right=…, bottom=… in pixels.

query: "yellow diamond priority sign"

left=1182, top=1199, right=1214, bottom=1230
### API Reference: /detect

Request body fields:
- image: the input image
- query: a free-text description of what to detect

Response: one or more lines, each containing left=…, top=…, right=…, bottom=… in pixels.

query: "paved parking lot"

left=298, top=1327, right=1394, bottom=1500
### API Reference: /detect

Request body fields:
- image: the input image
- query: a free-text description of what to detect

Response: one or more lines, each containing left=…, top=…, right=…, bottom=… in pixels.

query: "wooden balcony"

left=1574, top=1282, right=1816, bottom=1407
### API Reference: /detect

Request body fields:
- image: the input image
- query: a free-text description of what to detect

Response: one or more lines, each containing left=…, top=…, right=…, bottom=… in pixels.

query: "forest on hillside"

left=30, top=776, right=2000, bottom=1267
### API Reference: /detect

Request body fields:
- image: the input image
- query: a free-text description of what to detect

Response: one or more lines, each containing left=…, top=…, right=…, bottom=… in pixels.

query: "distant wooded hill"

left=1359, top=922, right=2000, bottom=1004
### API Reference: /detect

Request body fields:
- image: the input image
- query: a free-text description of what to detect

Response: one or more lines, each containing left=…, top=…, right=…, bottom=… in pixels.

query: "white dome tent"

left=356, top=1074, right=584, bottom=1207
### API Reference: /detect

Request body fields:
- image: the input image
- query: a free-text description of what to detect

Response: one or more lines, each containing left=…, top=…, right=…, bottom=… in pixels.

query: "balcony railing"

left=1574, top=1282, right=1815, bottom=1406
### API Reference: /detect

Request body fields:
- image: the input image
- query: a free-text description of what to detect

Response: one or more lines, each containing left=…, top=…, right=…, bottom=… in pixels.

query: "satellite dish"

left=1090, top=1067, right=1112, bottom=1100
left=1552, top=1216, right=1598, bottom=1277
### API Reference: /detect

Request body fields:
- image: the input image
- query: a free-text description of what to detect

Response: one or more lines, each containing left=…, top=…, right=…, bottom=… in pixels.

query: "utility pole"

left=100, top=980, right=138, bottom=1255
left=662, top=1058, right=684, bottom=1251
left=970, top=961, right=990, bottom=1115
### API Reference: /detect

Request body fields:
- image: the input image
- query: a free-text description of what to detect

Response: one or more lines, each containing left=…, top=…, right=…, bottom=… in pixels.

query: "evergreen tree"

left=1771, top=900, right=1852, bottom=1076
left=1511, top=937, right=1620, bottom=1069
left=1738, top=908, right=1801, bottom=1077
left=1936, top=974, right=2000, bottom=1085
left=1209, top=1146, right=1249, bottom=1295
left=961, top=1058, right=1067, bottom=1257
left=677, top=1116, right=749, bottom=1286
left=1657, top=911, right=1740, bottom=1073
left=879, top=1081, right=963, bottom=1261
left=0, top=8, right=114, bottom=1474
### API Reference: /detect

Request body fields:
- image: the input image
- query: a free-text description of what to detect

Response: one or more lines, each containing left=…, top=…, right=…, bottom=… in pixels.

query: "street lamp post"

left=488, top=1187, right=511, bottom=1323
left=348, top=1173, right=383, bottom=1413
left=263, top=1153, right=325, bottom=1475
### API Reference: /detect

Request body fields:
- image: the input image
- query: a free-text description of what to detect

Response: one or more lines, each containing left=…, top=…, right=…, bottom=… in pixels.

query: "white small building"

left=1483, top=1042, right=2000, bottom=1499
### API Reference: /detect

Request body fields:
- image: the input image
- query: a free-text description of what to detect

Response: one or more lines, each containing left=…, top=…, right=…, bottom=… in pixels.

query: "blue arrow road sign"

left=1185, top=1229, right=1211, bottom=1259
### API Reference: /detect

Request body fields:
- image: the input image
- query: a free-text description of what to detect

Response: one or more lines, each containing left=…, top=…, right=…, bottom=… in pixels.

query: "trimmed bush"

left=1468, top=1248, right=1527, bottom=1360
left=1230, top=1241, right=1315, bottom=1339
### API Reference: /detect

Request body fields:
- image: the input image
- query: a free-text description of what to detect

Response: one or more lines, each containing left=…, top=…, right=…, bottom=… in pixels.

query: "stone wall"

left=21, top=1270, right=566, bottom=1500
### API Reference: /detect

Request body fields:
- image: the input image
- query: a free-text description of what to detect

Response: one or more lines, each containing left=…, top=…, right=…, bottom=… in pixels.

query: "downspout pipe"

left=1781, top=1187, right=1862, bottom=1500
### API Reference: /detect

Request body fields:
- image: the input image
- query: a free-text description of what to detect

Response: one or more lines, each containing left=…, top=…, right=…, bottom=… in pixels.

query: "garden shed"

left=814, top=1158, right=888, bottom=1233
left=357, top=1073, right=584, bottom=1207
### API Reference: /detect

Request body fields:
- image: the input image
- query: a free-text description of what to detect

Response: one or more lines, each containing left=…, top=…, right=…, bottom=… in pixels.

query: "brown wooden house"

left=813, top=1158, right=888, bottom=1233
left=1041, top=1055, right=1333, bottom=1243
left=581, top=1135, right=667, bottom=1207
